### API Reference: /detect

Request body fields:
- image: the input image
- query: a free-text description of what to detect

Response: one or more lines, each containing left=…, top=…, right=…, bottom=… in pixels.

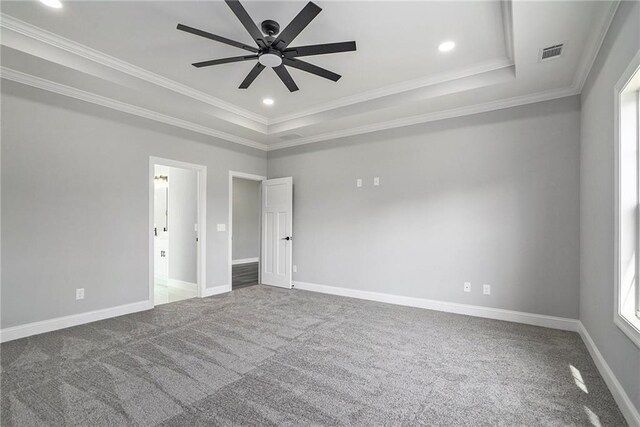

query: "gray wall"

left=167, top=166, right=197, bottom=284
left=0, top=81, right=266, bottom=328
left=580, top=0, right=640, bottom=413
left=232, top=177, right=260, bottom=261
left=268, top=96, right=581, bottom=319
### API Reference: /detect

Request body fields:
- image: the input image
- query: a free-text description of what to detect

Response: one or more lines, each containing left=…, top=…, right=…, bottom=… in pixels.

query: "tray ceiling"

left=0, top=1, right=619, bottom=150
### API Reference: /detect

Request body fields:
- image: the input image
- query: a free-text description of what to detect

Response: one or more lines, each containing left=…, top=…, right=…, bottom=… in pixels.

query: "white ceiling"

left=0, top=1, right=619, bottom=150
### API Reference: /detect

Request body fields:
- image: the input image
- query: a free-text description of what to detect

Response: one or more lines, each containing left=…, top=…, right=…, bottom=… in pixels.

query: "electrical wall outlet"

left=373, top=177, right=380, bottom=186
left=293, top=265, right=297, bottom=273
left=483, top=284, right=491, bottom=295
left=356, top=178, right=362, bottom=188
left=76, top=288, right=85, bottom=300
left=464, top=282, right=471, bottom=293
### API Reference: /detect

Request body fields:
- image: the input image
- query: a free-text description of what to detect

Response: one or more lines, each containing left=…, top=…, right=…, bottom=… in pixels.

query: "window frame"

left=614, top=50, right=640, bottom=349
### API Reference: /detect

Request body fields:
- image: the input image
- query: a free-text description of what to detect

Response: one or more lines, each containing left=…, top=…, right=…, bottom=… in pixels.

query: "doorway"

left=150, top=157, right=207, bottom=306
left=229, top=171, right=265, bottom=290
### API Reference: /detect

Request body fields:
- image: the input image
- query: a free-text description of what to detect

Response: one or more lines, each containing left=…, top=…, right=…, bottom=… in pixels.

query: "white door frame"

left=149, top=157, right=207, bottom=306
left=229, top=171, right=266, bottom=289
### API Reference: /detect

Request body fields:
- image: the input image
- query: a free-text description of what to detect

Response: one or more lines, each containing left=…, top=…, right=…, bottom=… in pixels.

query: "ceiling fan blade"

left=271, top=2, right=322, bottom=51
left=283, top=58, right=341, bottom=82
left=239, top=63, right=266, bottom=89
left=283, top=41, right=356, bottom=58
left=192, top=55, right=258, bottom=68
left=177, top=24, right=258, bottom=53
left=273, top=65, right=299, bottom=92
left=224, top=0, right=267, bottom=48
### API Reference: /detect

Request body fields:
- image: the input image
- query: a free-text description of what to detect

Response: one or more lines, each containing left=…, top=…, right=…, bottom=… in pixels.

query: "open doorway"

left=229, top=171, right=265, bottom=290
left=150, top=158, right=207, bottom=306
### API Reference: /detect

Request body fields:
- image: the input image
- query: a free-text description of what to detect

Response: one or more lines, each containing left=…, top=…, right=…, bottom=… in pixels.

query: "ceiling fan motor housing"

left=257, top=20, right=283, bottom=67
left=261, top=20, right=280, bottom=36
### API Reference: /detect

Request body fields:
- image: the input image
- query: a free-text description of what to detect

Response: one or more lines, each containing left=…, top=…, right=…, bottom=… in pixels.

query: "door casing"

left=228, top=171, right=267, bottom=290
left=149, top=156, right=207, bottom=306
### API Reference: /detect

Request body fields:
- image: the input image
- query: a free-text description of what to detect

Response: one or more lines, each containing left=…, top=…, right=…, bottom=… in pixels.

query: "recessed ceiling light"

left=438, top=41, right=455, bottom=52
left=40, top=0, right=62, bottom=8
left=262, top=98, right=274, bottom=106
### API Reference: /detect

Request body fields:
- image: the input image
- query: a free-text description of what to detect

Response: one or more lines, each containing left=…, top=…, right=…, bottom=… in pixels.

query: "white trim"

left=150, top=157, right=207, bottom=305
left=232, top=257, right=259, bottom=265
left=202, top=284, right=232, bottom=297
left=0, top=12, right=512, bottom=129
left=293, top=281, right=579, bottom=332
left=0, top=300, right=152, bottom=343
left=500, top=0, right=514, bottom=62
left=267, top=58, right=514, bottom=126
left=0, top=14, right=268, bottom=127
left=267, top=86, right=579, bottom=151
left=578, top=322, right=640, bottom=426
left=613, top=50, right=640, bottom=349
left=0, top=67, right=269, bottom=151
left=4, top=64, right=577, bottom=154
left=2, top=65, right=579, bottom=154
left=573, top=1, right=621, bottom=91
left=229, top=171, right=266, bottom=290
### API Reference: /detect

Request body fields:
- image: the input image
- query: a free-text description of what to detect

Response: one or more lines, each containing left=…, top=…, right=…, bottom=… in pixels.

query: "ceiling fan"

left=177, top=0, right=356, bottom=92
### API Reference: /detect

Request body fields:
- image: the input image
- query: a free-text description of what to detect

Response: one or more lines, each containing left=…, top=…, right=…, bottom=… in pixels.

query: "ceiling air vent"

left=540, top=44, right=564, bottom=61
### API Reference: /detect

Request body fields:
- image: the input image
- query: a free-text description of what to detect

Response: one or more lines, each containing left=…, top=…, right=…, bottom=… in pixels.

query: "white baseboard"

left=293, top=281, right=579, bottom=331
left=0, top=300, right=153, bottom=343
left=578, top=322, right=640, bottom=426
left=202, top=284, right=232, bottom=297
left=232, top=257, right=259, bottom=265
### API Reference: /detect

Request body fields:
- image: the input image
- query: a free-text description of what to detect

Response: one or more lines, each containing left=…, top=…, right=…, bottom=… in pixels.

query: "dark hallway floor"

left=232, top=262, right=258, bottom=290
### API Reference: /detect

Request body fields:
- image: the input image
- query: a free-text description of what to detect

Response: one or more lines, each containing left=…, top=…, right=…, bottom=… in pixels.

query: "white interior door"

left=261, top=177, right=293, bottom=288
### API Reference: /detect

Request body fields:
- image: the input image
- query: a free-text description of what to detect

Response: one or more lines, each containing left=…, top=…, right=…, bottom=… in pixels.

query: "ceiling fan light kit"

left=258, top=49, right=283, bottom=68
left=177, top=0, right=357, bottom=92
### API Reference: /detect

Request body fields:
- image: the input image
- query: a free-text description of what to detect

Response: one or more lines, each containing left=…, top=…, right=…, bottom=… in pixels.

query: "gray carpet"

left=0, top=286, right=626, bottom=426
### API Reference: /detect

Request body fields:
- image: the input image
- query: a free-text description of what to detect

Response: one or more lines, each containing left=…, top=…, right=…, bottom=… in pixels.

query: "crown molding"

left=0, top=13, right=269, bottom=127
left=267, top=57, right=515, bottom=127
left=0, top=67, right=269, bottom=151
left=267, top=0, right=515, bottom=127
left=1, top=65, right=578, bottom=154
left=0, top=0, right=617, bottom=153
left=0, top=13, right=516, bottom=132
left=266, top=85, right=579, bottom=151
left=500, top=0, right=514, bottom=62
left=572, top=0, right=620, bottom=91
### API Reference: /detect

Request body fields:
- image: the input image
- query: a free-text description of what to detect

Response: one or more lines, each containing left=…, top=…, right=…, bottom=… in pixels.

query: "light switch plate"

left=373, top=177, right=380, bottom=186
left=217, top=224, right=226, bottom=232
left=293, top=265, right=297, bottom=273
left=464, top=282, right=471, bottom=293
left=356, top=178, right=362, bottom=188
